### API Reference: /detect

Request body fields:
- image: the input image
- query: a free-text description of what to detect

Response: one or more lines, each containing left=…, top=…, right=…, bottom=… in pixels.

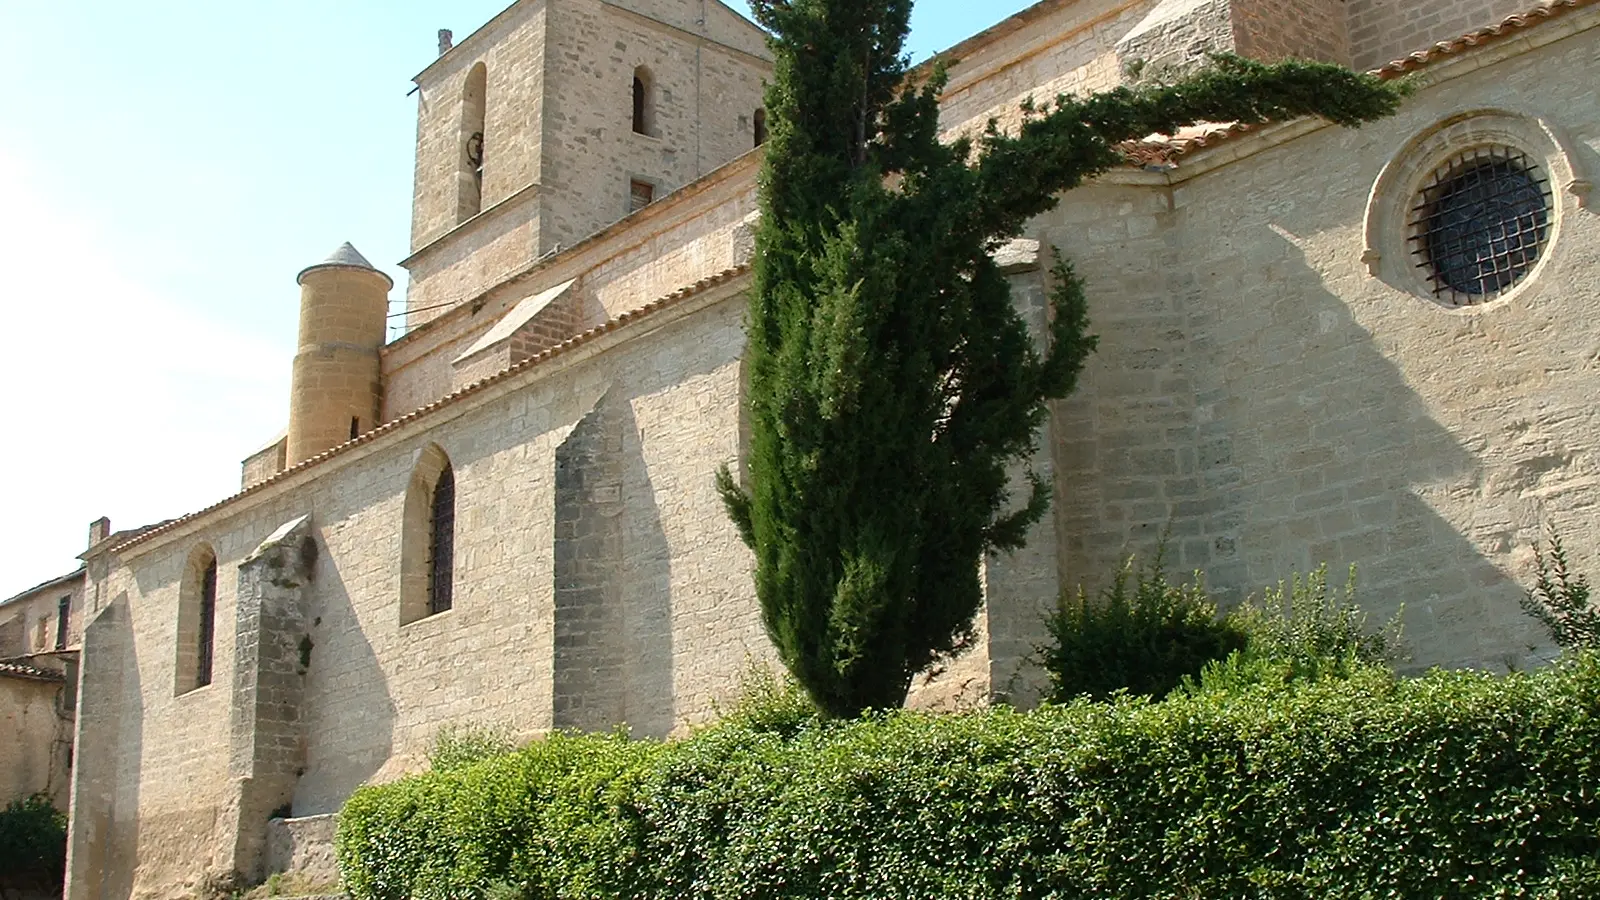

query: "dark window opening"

left=55, top=596, right=70, bottom=650
left=1410, top=146, right=1552, bottom=305
left=197, top=559, right=217, bottom=687
left=459, top=63, right=488, bottom=223
left=351, top=417, right=361, bottom=441
left=754, top=108, right=767, bottom=147
left=630, top=179, right=655, bottom=213
left=632, top=68, right=653, bottom=136
left=429, top=463, right=456, bottom=615
left=466, top=131, right=485, bottom=182
left=630, top=75, right=643, bottom=132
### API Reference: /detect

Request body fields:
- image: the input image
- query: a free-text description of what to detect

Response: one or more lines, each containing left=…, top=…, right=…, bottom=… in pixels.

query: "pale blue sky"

left=0, top=0, right=1037, bottom=595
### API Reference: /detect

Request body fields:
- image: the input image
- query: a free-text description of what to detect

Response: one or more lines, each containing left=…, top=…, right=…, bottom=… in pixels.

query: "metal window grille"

left=55, top=596, right=70, bottom=650
left=197, top=559, right=217, bottom=687
left=428, top=464, right=456, bottom=615
left=1409, top=146, right=1551, bottom=305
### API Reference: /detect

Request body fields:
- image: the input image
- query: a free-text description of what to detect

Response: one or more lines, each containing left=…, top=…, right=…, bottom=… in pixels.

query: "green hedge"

left=0, top=794, right=67, bottom=894
left=339, top=655, right=1600, bottom=899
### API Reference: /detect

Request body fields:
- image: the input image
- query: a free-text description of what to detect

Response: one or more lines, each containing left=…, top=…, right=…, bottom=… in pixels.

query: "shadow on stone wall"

left=1048, top=189, right=1553, bottom=673
left=617, top=398, right=674, bottom=739
left=553, top=391, right=675, bottom=739
left=292, top=559, right=394, bottom=816
left=67, top=595, right=142, bottom=900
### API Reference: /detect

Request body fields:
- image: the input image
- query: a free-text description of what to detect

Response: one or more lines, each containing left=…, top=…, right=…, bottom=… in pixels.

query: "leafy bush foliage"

left=1522, top=526, right=1600, bottom=651
left=339, top=655, right=1600, bottom=899
left=714, top=665, right=822, bottom=740
left=427, top=722, right=519, bottom=772
left=0, top=794, right=67, bottom=894
left=1042, top=552, right=1246, bottom=702
left=1189, top=564, right=1406, bottom=694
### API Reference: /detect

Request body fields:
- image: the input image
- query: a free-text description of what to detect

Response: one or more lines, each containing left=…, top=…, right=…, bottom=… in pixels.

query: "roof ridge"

left=1122, top=0, right=1597, bottom=166
left=110, top=265, right=752, bottom=555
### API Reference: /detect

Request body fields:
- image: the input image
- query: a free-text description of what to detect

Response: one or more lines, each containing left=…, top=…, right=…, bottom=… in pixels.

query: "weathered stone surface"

left=264, top=814, right=340, bottom=888
left=66, top=2, right=1600, bottom=898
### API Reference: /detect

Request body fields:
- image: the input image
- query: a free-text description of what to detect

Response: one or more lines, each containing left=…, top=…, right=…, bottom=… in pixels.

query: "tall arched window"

left=429, top=462, right=456, bottom=615
left=458, top=63, right=488, bottom=223
left=176, top=544, right=219, bottom=694
left=401, top=444, right=456, bottom=624
left=632, top=67, right=654, bottom=136
left=753, top=108, right=767, bottom=147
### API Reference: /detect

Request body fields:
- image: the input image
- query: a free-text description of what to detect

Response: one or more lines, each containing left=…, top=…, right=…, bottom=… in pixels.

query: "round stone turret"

left=286, top=243, right=392, bottom=466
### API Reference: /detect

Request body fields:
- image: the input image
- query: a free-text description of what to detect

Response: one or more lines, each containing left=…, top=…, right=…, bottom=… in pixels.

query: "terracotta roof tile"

left=1374, top=0, right=1595, bottom=76
left=111, top=265, right=752, bottom=555
left=1123, top=0, right=1596, bottom=165
left=105, top=2, right=1594, bottom=557
left=0, top=661, right=66, bottom=683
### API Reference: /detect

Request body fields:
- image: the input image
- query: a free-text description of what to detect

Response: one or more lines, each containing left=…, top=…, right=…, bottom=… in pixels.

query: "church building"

left=65, top=0, right=1600, bottom=896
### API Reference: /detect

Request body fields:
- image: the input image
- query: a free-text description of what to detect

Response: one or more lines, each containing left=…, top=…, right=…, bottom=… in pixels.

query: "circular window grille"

left=1409, top=146, right=1552, bottom=305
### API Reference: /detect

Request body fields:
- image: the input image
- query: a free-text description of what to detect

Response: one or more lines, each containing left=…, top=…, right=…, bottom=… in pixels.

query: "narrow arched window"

left=458, top=63, right=488, bottom=223
left=429, top=463, right=456, bottom=615
left=753, top=108, right=767, bottom=147
left=401, top=444, right=456, bottom=624
left=176, top=544, right=218, bottom=694
left=632, top=68, right=653, bottom=136
left=197, top=558, right=217, bottom=686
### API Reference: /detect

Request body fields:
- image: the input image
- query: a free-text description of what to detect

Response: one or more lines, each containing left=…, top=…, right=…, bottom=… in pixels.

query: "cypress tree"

left=719, top=0, right=1407, bottom=718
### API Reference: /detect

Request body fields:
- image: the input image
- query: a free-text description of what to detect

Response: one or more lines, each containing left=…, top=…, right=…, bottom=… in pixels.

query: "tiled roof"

left=102, top=2, right=1595, bottom=557
left=111, top=265, right=752, bottom=555
left=1126, top=0, right=1596, bottom=165
left=1374, top=0, right=1595, bottom=76
left=0, top=661, right=66, bottom=683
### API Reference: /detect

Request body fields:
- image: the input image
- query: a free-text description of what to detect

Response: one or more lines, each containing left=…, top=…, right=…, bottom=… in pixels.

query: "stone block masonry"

left=1346, top=0, right=1536, bottom=70
left=553, top=394, right=629, bottom=732
left=63, top=2, right=1600, bottom=897
left=224, top=517, right=318, bottom=884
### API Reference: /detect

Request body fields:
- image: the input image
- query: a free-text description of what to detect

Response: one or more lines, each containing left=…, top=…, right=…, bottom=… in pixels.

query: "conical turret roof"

left=297, top=242, right=393, bottom=287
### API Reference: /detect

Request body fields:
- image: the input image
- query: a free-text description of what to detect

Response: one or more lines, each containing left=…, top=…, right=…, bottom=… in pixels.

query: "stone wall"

left=241, top=435, right=287, bottom=491
left=67, top=4, right=1600, bottom=898
left=936, top=0, right=1154, bottom=142
left=1233, top=0, right=1351, bottom=65
left=263, top=814, right=340, bottom=888
left=382, top=152, right=761, bottom=422
left=1347, top=0, right=1534, bottom=71
left=409, top=0, right=548, bottom=253
left=1, top=573, right=85, bottom=656
left=74, top=279, right=766, bottom=896
left=552, top=394, right=631, bottom=733
left=535, top=0, right=769, bottom=253
left=1037, top=17, right=1600, bottom=671
left=401, top=0, right=769, bottom=328
left=0, top=673, right=67, bottom=806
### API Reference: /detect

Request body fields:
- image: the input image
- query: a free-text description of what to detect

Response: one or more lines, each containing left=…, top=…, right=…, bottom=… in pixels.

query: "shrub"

left=1191, top=564, right=1405, bottom=694
left=1042, top=551, right=1246, bottom=702
left=1522, top=525, right=1600, bottom=651
left=715, top=664, right=822, bottom=740
left=427, top=722, right=518, bottom=772
left=339, top=654, right=1600, bottom=899
left=0, top=794, right=68, bottom=895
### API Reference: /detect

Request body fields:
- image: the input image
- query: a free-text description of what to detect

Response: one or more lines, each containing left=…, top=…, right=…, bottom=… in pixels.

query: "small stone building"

left=64, top=0, right=1600, bottom=896
left=1, top=569, right=84, bottom=811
